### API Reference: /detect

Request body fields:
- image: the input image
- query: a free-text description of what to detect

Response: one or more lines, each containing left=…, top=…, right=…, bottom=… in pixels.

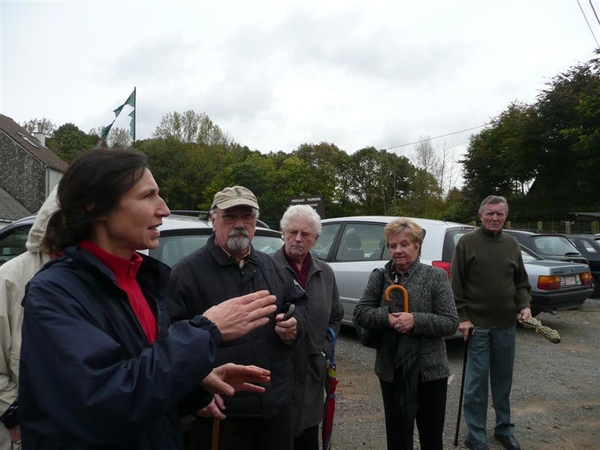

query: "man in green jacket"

left=451, top=195, right=532, bottom=450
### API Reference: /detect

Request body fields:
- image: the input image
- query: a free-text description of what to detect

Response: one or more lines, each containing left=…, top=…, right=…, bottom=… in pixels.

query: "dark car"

left=0, top=215, right=35, bottom=266
left=503, top=229, right=588, bottom=264
left=567, top=234, right=600, bottom=297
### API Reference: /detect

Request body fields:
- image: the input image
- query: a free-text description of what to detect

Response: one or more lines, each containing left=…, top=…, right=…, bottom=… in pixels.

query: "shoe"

left=493, top=433, right=521, bottom=450
left=464, top=441, right=489, bottom=450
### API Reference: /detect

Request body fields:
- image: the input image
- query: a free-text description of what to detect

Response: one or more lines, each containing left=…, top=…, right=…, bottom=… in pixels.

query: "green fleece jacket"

left=450, top=227, right=531, bottom=328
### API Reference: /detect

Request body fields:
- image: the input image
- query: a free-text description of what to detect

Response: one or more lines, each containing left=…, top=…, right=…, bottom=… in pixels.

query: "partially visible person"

left=0, top=188, right=58, bottom=450
left=353, top=218, right=459, bottom=450
left=18, top=149, right=277, bottom=450
left=271, top=205, right=343, bottom=450
left=451, top=195, right=531, bottom=450
left=168, top=186, right=308, bottom=450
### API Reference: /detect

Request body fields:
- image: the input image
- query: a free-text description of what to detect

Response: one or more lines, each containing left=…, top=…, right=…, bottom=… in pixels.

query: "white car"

left=313, top=216, right=475, bottom=325
left=146, top=214, right=283, bottom=266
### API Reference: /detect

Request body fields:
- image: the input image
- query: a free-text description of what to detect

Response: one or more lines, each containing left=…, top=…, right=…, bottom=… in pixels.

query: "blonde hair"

left=384, top=218, right=424, bottom=254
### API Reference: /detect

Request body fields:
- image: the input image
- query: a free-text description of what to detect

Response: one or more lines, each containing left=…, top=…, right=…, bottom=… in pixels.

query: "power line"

left=589, top=0, right=600, bottom=27
left=577, top=0, right=600, bottom=49
left=379, top=123, right=488, bottom=152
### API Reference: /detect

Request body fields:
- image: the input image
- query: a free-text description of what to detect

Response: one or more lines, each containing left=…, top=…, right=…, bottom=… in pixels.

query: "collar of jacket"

left=206, top=234, right=260, bottom=268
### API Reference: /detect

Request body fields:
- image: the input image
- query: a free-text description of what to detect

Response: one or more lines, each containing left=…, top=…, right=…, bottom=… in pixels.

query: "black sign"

left=289, top=196, right=325, bottom=218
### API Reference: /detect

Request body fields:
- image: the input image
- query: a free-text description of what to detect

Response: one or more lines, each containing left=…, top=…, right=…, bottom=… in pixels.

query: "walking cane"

left=211, top=418, right=220, bottom=450
left=453, top=328, right=473, bottom=447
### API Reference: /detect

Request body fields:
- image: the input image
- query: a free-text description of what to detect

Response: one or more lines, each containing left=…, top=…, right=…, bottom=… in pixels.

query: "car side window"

left=580, top=240, right=598, bottom=254
left=335, top=223, right=385, bottom=262
left=152, top=235, right=210, bottom=267
left=0, top=225, right=31, bottom=266
left=313, top=223, right=340, bottom=260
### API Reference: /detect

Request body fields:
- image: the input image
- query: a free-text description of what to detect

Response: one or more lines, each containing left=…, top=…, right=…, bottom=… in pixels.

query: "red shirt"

left=80, top=240, right=157, bottom=344
left=283, top=248, right=312, bottom=288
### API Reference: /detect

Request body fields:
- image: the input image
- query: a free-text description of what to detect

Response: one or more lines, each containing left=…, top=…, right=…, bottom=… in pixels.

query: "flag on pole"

left=113, top=90, right=135, bottom=117
left=128, top=110, right=135, bottom=141
left=96, top=88, right=136, bottom=147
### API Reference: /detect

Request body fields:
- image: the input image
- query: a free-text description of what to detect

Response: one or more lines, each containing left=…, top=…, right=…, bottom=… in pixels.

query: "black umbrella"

left=383, top=285, right=422, bottom=448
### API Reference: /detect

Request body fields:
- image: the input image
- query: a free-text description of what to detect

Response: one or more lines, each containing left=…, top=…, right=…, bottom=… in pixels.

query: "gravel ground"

left=329, top=298, right=600, bottom=450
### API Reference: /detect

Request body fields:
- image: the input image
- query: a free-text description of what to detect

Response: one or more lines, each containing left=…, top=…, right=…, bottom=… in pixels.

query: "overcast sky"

left=1, top=0, right=598, bottom=163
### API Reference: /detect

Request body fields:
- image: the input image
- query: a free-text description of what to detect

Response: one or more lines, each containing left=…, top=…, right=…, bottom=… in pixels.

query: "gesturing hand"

left=200, top=363, right=271, bottom=397
left=204, top=290, right=277, bottom=340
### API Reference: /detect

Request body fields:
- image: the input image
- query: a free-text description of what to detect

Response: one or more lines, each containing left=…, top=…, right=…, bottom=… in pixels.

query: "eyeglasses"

left=215, top=212, right=256, bottom=225
left=284, top=229, right=314, bottom=239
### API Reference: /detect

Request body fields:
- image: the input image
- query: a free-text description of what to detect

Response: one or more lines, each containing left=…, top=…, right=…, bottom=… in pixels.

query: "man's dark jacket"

left=168, top=235, right=308, bottom=420
left=19, top=246, right=217, bottom=450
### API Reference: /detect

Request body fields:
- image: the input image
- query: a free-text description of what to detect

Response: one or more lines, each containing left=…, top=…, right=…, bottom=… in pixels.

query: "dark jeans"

left=189, top=400, right=294, bottom=450
left=293, top=424, right=319, bottom=450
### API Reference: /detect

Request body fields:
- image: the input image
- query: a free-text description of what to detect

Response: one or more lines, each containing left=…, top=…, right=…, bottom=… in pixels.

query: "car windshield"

left=530, top=236, right=580, bottom=256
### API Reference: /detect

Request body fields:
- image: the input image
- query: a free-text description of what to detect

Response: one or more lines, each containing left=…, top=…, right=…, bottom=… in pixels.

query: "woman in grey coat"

left=353, top=218, right=459, bottom=450
left=271, top=205, right=343, bottom=450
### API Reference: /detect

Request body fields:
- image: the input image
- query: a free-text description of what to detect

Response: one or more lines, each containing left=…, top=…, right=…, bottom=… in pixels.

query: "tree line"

left=22, top=55, right=600, bottom=229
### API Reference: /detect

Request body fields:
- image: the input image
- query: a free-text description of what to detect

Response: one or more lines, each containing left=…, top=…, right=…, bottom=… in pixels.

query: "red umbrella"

left=322, top=327, right=338, bottom=450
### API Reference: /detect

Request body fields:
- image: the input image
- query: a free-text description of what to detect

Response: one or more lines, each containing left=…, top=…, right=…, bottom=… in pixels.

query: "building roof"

left=0, top=186, right=32, bottom=222
left=0, top=114, right=68, bottom=172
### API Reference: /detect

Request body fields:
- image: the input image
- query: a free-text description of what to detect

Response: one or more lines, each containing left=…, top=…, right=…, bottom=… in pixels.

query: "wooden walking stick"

left=211, top=418, right=220, bottom=450
left=454, top=328, right=473, bottom=447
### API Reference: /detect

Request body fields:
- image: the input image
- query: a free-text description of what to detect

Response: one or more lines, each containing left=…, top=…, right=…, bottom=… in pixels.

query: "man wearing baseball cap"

left=168, top=186, right=307, bottom=450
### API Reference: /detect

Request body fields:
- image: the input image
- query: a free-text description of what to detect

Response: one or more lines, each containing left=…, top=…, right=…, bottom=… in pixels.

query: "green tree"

left=153, top=110, right=233, bottom=146
left=530, top=61, right=600, bottom=213
left=346, top=147, right=414, bottom=216
left=47, top=123, right=96, bottom=162
left=459, top=57, right=599, bottom=222
left=292, top=142, right=351, bottom=218
left=89, top=126, right=132, bottom=148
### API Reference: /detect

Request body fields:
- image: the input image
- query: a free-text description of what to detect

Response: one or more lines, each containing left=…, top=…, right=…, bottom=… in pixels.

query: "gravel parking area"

left=330, top=298, right=600, bottom=449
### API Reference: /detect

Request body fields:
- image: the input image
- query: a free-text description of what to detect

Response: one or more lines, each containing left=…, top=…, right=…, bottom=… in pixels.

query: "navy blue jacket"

left=168, top=235, right=308, bottom=420
left=19, top=246, right=218, bottom=449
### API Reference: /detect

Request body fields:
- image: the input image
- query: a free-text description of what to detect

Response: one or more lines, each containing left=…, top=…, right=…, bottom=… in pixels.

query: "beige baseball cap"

left=211, top=186, right=260, bottom=210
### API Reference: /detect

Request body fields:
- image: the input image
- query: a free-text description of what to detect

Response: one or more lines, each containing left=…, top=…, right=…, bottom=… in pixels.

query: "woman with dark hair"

left=19, top=148, right=277, bottom=450
left=353, top=218, right=459, bottom=450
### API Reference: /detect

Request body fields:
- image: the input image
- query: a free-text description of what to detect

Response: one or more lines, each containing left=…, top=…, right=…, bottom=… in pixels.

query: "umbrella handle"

left=384, top=285, right=409, bottom=312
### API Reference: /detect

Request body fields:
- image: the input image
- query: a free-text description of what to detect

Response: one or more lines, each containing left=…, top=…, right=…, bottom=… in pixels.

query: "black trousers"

left=380, top=376, right=448, bottom=450
left=189, top=400, right=294, bottom=450
left=293, top=424, right=319, bottom=450
left=416, top=378, right=448, bottom=450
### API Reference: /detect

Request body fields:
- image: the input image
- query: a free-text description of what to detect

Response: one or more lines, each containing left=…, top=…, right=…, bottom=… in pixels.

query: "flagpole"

left=132, top=86, right=137, bottom=147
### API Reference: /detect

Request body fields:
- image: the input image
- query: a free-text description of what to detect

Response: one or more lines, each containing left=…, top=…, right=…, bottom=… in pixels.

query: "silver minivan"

left=313, top=216, right=475, bottom=325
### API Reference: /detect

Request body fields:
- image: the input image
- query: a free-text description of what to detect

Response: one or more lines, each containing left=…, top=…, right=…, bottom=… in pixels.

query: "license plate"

left=563, top=275, right=578, bottom=286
